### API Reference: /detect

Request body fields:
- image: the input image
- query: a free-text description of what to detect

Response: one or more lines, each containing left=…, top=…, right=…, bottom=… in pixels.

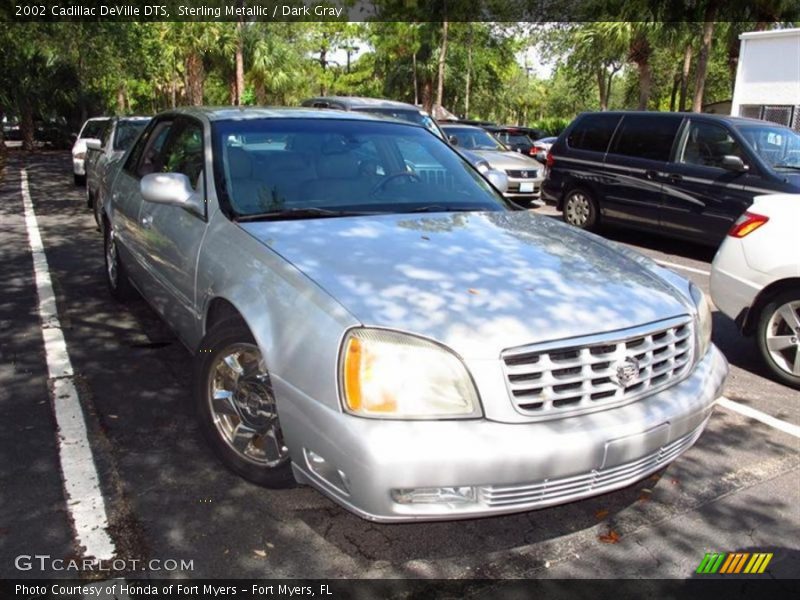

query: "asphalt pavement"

left=1, top=151, right=798, bottom=582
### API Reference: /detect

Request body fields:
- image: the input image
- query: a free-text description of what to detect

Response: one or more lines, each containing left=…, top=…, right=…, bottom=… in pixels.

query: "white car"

left=71, top=117, right=109, bottom=185
left=710, top=194, right=800, bottom=388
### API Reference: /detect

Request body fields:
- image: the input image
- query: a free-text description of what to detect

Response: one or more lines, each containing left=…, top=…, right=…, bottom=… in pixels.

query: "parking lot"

left=1, top=151, right=798, bottom=581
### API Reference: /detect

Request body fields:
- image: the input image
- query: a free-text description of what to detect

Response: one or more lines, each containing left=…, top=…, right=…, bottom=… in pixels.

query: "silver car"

left=103, top=108, right=727, bottom=522
left=442, top=123, right=545, bottom=206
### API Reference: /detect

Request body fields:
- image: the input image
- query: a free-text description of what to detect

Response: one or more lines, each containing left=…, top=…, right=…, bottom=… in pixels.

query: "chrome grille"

left=501, top=317, right=694, bottom=419
left=479, top=422, right=705, bottom=508
left=505, top=169, right=541, bottom=179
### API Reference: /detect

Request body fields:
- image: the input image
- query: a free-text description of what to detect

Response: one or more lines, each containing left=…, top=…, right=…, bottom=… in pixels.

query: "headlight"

left=476, top=161, right=490, bottom=173
left=340, top=328, right=481, bottom=419
left=690, top=283, right=712, bottom=359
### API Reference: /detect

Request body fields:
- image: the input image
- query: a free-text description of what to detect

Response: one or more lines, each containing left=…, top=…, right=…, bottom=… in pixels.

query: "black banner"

left=3, top=579, right=800, bottom=600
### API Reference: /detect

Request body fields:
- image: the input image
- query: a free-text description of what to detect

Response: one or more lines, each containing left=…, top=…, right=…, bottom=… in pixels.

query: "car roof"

left=150, top=106, right=422, bottom=125
left=302, top=96, right=424, bottom=111
left=440, top=123, right=487, bottom=132
left=577, top=110, right=778, bottom=128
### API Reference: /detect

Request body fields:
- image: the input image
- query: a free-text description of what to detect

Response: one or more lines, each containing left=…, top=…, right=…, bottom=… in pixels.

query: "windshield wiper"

left=772, top=164, right=800, bottom=171
left=235, top=207, right=372, bottom=222
left=406, top=205, right=480, bottom=213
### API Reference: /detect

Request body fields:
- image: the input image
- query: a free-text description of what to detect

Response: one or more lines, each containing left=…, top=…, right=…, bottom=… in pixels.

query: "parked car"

left=85, top=116, right=151, bottom=228
left=532, top=136, right=557, bottom=161
left=300, top=96, right=501, bottom=188
left=542, top=111, right=800, bottom=246
left=710, top=194, right=800, bottom=388
left=441, top=123, right=545, bottom=206
left=72, top=117, right=110, bottom=185
left=101, top=107, right=726, bottom=522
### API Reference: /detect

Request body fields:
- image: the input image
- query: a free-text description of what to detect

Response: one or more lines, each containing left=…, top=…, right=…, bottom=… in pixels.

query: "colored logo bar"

left=696, top=552, right=773, bottom=574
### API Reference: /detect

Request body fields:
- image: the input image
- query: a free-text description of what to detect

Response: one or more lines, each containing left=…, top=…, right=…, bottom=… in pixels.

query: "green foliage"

left=528, top=117, right=573, bottom=137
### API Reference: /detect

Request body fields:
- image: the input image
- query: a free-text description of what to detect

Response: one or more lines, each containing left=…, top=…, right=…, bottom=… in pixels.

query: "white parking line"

left=20, top=169, right=116, bottom=561
left=718, top=396, right=800, bottom=439
left=655, top=259, right=711, bottom=277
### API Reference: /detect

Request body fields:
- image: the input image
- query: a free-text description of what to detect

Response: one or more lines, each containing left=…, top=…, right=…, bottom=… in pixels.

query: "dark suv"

left=542, top=111, right=800, bottom=245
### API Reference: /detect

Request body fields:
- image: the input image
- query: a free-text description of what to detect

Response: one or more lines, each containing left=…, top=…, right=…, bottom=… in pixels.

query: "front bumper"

left=281, top=345, right=727, bottom=522
left=504, top=177, right=544, bottom=201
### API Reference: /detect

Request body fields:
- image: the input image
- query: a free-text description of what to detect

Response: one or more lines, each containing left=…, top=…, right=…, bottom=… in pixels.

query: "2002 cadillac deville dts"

left=102, top=107, right=728, bottom=522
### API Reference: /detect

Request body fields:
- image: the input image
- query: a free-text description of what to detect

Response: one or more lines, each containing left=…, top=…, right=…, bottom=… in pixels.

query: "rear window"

left=609, top=115, right=681, bottom=162
left=566, top=114, right=620, bottom=153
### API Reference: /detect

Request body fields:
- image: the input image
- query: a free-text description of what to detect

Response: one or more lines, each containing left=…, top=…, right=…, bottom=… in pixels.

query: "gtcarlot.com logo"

left=696, top=552, right=773, bottom=575
left=15, top=554, right=194, bottom=572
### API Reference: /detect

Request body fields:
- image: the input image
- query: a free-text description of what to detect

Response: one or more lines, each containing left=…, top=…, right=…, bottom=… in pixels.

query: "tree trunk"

left=692, top=10, right=717, bottom=113
left=669, top=72, right=680, bottom=112
left=435, top=18, right=448, bottom=109
left=596, top=67, right=608, bottom=111
left=679, top=42, right=693, bottom=111
left=464, top=25, right=472, bottom=117
left=235, top=18, right=245, bottom=105
left=0, top=108, right=6, bottom=170
left=412, top=51, right=418, bottom=105
left=421, top=78, right=433, bottom=114
left=255, top=81, right=266, bottom=105
left=21, top=104, right=35, bottom=152
left=117, top=85, right=126, bottom=114
left=636, top=60, right=652, bottom=110
left=185, top=51, right=205, bottom=106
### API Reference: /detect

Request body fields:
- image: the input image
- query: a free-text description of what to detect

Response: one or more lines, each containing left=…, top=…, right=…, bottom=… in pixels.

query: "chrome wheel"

left=765, top=300, right=800, bottom=377
left=565, top=192, right=591, bottom=226
left=207, top=343, right=289, bottom=467
left=106, top=229, right=118, bottom=289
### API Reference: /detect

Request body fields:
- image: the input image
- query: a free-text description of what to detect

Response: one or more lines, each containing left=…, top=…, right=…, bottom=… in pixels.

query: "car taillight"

left=728, top=211, right=769, bottom=238
left=546, top=152, right=555, bottom=169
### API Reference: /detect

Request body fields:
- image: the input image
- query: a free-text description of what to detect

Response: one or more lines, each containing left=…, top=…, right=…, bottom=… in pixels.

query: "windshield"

left=214, top=119, right=506, bottom=219
left=357, top=107, right=444, bottom=139
left=504, top=133, right=534, bottom=145
left=114, top=120, right=149, bottom=151
left=444, top=127, right=505, bottom=151
left=737, top=123, right=800, bottom=169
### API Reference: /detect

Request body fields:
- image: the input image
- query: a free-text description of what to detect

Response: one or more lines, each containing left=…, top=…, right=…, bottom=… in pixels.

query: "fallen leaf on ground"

left=594, top=509, right=609, bottom=520
left=253, top=550, right=267, bottom=558
left=598, top=530, right=621, bottom=544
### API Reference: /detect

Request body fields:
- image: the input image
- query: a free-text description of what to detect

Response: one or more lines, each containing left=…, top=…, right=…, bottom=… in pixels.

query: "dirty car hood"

left=240, top=212, right=691, bottom=359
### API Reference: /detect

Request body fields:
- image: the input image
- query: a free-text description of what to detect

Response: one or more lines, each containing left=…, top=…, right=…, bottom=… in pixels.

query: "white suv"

left=711, top=194, right=800, bottom=388
left=71, top=117, right=109, bottom=185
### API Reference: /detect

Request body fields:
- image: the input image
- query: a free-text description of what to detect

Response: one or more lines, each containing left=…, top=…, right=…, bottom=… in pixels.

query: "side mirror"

left=70, top=132, right=78, bottom=141
left=721, top=155, right=748, bottom=172
left=85, top=139, right=102, bottom=151
left=448, top=135, right=459, bottom=146
left=141, top=172, right=204, bottom=216
left=484, top=168, right=509, bottom=194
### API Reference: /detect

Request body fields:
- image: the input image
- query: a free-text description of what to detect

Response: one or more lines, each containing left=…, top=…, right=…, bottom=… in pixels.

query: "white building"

left=731, top=28, right=800, bottom=130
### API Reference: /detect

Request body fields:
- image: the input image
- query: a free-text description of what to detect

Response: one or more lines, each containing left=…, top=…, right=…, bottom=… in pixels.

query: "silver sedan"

left=102, top=107, right=727, bottom=522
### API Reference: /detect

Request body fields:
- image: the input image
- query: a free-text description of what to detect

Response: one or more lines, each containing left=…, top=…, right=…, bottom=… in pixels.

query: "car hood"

left=471, top=150, right=542, bottom=172
left=240, top=212, right=691, bottom=359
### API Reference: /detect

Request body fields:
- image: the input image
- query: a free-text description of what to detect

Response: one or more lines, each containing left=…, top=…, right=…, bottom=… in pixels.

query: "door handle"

left=667, top=173, right=683, bottom=183
left=645, top=170, right=660, bottom=180
left=141, top=214, right=154, bottom=229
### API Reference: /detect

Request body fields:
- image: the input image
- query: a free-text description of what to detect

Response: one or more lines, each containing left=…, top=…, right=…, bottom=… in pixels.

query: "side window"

left=159, top=120, right=205, bottom=191
left=124, top=120, right=172, bottom=177
left=100, top=122, right=114, bottom=148
left=609, top=115, right=681, bottom=162
left=566, top=114, right=620, bottom=153
left=679, top=121, right=747, bottom=169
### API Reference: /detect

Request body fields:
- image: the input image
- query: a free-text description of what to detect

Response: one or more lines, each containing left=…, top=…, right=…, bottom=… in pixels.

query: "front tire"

left=756, top=290, right=800, bottom=389
left=104, top=223, right=134, bottom=301
left=562, top=188, right=599, bottom=231
left=194, top=321, right=295, bottom=488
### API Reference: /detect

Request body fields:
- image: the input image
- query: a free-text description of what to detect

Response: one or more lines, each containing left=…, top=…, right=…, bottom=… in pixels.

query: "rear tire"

left=562, top=188, right=599, bottom=231
left=104, top=223, right=134, bottom=301
left=194, top=320, right=295, bottom=488
left=74, top=173, right=85, bottom=186
left=756, top=290, right=800, bottom=389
